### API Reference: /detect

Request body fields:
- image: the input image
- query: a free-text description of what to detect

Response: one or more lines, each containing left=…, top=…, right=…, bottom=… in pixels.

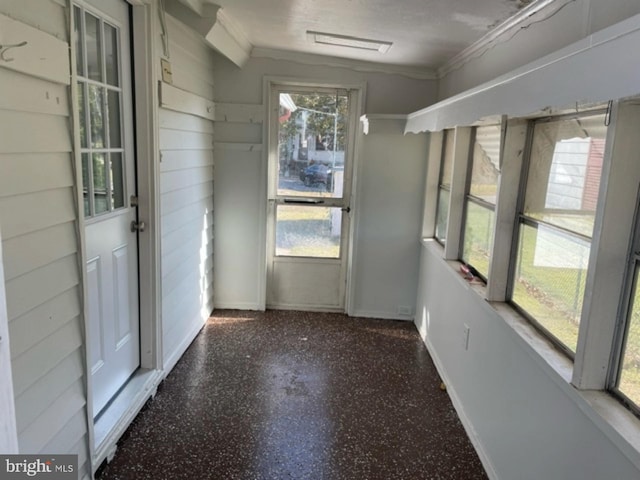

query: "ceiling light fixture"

left=306, top=31, right=392, bottom=53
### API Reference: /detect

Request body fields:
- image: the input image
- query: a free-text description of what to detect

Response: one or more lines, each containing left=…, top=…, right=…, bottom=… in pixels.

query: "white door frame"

left=260, top=77, right=365, bottom=311
left=69, top=0, right=161, bottom=471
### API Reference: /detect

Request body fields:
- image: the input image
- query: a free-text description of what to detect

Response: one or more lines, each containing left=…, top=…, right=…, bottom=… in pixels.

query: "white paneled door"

left=75, top=0, right=140, bottom=416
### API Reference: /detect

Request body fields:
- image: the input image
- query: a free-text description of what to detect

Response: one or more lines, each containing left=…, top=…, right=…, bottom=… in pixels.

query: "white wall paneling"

left=159, top=81, right=216, bottom=120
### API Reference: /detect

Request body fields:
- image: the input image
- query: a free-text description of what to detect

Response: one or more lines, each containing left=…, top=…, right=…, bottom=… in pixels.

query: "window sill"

left=421, top=237, right=640, bottom=470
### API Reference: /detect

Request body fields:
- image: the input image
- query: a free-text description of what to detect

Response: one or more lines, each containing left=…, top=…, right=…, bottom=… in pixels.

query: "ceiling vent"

left=306, top=31, right=392, bottom=54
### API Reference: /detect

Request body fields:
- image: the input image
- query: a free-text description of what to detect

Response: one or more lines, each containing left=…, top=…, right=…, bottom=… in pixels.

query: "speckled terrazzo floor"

left=96, top=310, right=488, bottom=480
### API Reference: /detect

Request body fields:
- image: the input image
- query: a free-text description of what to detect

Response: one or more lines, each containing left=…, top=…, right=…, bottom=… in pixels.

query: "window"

left=74, top=6, right=125, bottom=218
left=461, top=125, right=501, bottom=279
left=510, top=111, right=608, bottom=354
left=435, top=129, right=454, bottom=243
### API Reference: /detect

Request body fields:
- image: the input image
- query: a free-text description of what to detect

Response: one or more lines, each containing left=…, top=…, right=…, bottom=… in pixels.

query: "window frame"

left=434, top=129, right=454, bottom=245
left=507, top=109, right=609, bottom=359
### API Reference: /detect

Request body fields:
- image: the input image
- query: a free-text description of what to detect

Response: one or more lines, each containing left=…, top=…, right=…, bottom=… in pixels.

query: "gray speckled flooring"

left=96, top=310, right=487, bottom=480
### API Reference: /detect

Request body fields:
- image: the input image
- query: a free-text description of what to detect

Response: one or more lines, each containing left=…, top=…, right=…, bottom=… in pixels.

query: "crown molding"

left=251, top=47, right=437, bottom=80
left=437, top=0, right=567, bottom=78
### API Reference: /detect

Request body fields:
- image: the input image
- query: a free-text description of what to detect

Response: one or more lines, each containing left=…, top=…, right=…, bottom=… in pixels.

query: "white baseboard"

left=417, top=328, right=498, bottom=480
left=350, top=309, right=414, bottom=322
left=213, top=301, right=263, bottom=311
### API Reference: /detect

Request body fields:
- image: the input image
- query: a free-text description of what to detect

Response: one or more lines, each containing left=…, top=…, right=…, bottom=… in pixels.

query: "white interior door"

left=267, top=86, right=358, bottom=311
left=74, top=0, right=140, bottom=416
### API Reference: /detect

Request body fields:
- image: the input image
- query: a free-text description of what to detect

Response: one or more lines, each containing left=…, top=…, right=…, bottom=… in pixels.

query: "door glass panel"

left=107, top=90, right=122, bottom=148
left=276, top=91, right=348, bottom=199
left=104, top=23, right=119, bottom=87
left=276, top=205, right=342, bottom=258
left=110, top=153, right=125, bottom=209
left=85, top=12, right=102, bottom=82
left=82, top=153, right=90, bottom=216
left=77, top=83, right=87, bottom=148
left=618, top=266, right=640, bottom=406
left=74, top=6, right=84, bottom=76
left=89, top=85, right=105, bottom=148
left=93, top=153, right=108, bottom=214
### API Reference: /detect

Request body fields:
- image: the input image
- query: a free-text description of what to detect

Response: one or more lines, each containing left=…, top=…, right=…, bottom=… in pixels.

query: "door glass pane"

left=469, top=125, right=500, bottom=203
left=276, top=205, right=342, bottom=258
left=524, top=113, right=607, bottom=238
left=107, top=90, right=121, bottom=148
left=85, top=12, right=102, bottom=82
left=93, top=153, right=108, bottom=214
left=110, top=153, right=124, bottom=209
left=618, top=267, right=640, bottom=406
left=89, top=85, right=105, bottom=148
left=82, top=153, right=90, bottom=217
left=104, top=23, right=119, bottom=86
left=512, top=222, right=590, bottom=352
left=435, top=187, right=449, bottom=243
left=462, top=202, right=494, bottom=278
left=276, top=91, right=348, bottom=199
left=77, top=82, right=87, bottom=148
left=74, top=6, right=84, bottom=76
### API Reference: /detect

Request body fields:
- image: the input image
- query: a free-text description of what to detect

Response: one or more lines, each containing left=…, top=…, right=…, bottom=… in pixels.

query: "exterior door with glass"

left=74, top=0, right=140, bottom=416
left=267, top=85, right=358, bottom=311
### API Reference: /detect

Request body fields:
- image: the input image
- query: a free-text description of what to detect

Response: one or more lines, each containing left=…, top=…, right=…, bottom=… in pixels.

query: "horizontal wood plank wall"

left=159, top=15, right=215, bottom=370
left=0, top=2, right=90, bottom=478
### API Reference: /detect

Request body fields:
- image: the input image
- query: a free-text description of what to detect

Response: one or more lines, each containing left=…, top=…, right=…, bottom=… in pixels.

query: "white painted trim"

left=437, top=0, right=565, bottom=78
left=350, top=310, right=414, bottom=322
left=406, top=13, right=640, bottom=133
left=213, top=301, right=262, bottom=311
left=252, top=47, right=437, bottom=80
left=444, top=127, right=472, bottom=260
left=0, top=229, right=18, bottom=454
left=159, top=81, right=216, bottom=120
left=214, top=142, right=263, bottom=152
left=418, top=328, right=499, bottom=479
left=0, top=12, right=70, bottom=85
left=360, top=114, right=408, bottom=135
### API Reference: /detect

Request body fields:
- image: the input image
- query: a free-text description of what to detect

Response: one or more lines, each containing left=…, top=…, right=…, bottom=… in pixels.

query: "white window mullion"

left=444, top=127, right=472, bottom=260
left=487, top=119, right=528, bottom=302
left=573, top=101, right=640, bottom=389
left=422, top=131, right=443, bottom=238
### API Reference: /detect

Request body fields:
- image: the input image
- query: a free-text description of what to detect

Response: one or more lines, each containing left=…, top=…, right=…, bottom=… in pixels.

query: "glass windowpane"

left=74, top=6, right=84, bottom=76
left=85, top=12, right=102, bottom=82
left=618, top=267, right=640, bottom=406
left=512, top=222, right=590, bottom=352
left=82, top=153, right=90, bottom=217
left=435, top=187, right=449, bottom=243
left=89, top=85, right=105, bottom=148
left=469, top=125, right=501, bottom=203
left=77, top=82, right=87, bottom=148
left=104, top=23, right=119, bottom=86
left=462, top=202, right=494, bottom=278
left=107, top=90, right=121, bottom=148
left=110, top=153, right=125, bottom=209
left=93, top=153, right=108, bottom=214
left=276, top=92, right=348, bottom=199
left=524, top=114, right=607, bottom=238
left=440, top=129, right=455, bottom=188
left=276, top=205, right=342, bottom=258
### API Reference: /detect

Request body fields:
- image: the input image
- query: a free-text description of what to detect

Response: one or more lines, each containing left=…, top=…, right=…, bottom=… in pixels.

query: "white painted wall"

left=415, top=243, right=640, bottom=479
left=158, top=14, right=215, bottom=369
left=350, top=117, right=428, bottom=319
left=0, top=1, right=90, bottom=476
left=212, top=55, right=437, bottom=311
left=439, top=0, right=640, bottom=99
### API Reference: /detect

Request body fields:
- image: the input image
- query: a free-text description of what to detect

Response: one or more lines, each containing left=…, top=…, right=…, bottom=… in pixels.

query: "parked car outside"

left=299, top=164, right=332, bottom=189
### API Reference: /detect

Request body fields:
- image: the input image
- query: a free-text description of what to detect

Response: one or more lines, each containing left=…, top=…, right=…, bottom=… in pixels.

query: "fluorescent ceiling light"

left=307, top=31, right=392, bottom=53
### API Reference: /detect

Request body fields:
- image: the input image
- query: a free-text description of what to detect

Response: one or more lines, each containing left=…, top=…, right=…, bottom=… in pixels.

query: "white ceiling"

left=211, top=0, right=536, bottom=69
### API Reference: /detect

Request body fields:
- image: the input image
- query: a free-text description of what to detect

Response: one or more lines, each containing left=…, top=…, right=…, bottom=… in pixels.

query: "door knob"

left=130, top=220, right=146, bottom=233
